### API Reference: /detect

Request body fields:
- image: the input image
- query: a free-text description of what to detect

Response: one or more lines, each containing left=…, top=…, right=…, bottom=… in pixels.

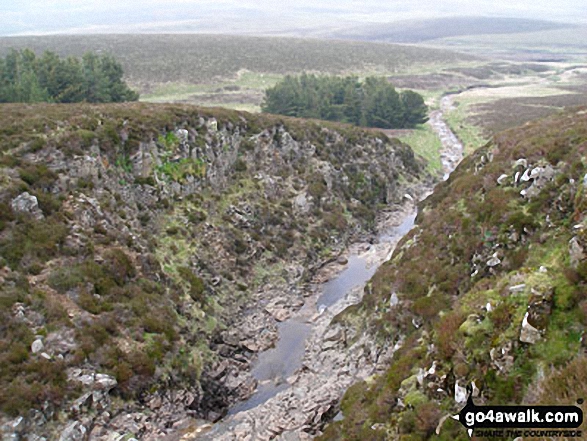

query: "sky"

left=1, top=0, right=586, bottom=36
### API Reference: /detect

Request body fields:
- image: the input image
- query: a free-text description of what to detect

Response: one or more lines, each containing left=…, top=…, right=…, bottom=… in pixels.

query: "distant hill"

left=427, top=25, right=587, bottom=61
left=326, top=17, right=574, bottom=43
left=0, top=34, right=476, bottom=86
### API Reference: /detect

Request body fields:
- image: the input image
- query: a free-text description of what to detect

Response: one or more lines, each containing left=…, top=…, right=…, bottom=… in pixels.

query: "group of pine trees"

left=262, top=74, right=428, bottom=129
left=0, top=49, right=138, bottom=103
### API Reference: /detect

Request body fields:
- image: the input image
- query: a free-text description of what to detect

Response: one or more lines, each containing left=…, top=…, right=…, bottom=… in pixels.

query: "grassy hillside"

left=319, top=107, right=587, bottom=440
left=439, top=66, right=587, bottom=153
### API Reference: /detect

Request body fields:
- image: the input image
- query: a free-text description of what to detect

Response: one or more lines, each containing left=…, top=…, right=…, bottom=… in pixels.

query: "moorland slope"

left=319, top=107, right=587, bottom=440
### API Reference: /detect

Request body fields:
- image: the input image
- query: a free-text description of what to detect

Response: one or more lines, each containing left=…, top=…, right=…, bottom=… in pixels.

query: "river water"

left=193, top=96, right=463, bottom=440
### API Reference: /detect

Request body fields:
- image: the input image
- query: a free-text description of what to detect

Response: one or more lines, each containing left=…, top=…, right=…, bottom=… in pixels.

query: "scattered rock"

left=6, top=416, right=26, bottom=434
left=521, top=164, right=557, bottom=198
left=31, top=339, right=44, bottom=354
left=496, top=174, right=509, bottom=185
left=11, top=192, right=44, bottom=220
left=265, top=305, right=291, bottom=322
left=389, top=292, right=399, bottom=307
left=28, top=409, right=46, bottom=428
left=520, top=312, right=542, bottom=344
left=70, top=392, right=93, bottom=415
left=211, top=276, right=222, bottom=286
left=45, top=328, right=77, bottom=355
left=509, top=283, right=526, bottom=293
left=525, top=288, right=553, bottom=331
left=323, top=327, right=344, bottom=343
left=454, top=381, right=467, bottom=404
left=68, top=370, right=117, bottom=392
left=59, top=421, right=87, bottom=441
left=487, top=253, right=501, bottom=267
left=471, top=381, right=480, bottom=397
left=336, top=256, right=348, bottom=265
left=293, top=192, right=311, bottom=213
left=176, top=129, right=189, bottom=144
left=147, top=394, right=163, bottom=410
left=94, top=374, right=117, bottom=391
left=206, top=118, right=218, bottom=132
left=569, top=236, right=585, bottom=268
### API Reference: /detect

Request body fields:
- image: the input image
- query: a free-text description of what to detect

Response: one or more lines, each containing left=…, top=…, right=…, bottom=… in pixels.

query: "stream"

left=192, top=96, right=463, bottom=440
left=227, top=215, right=415, bottom=417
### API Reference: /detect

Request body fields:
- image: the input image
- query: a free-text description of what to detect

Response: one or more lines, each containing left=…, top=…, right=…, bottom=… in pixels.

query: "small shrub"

left=308, top=173, right=327, bottom=199
left=0, top=202, right=15, bottom=231
left=103, top=249, right=136, bottom=285
left=414, top=402, right=441, bottom=438
left=234, top=158, right=247, bottom=172
left=538, top=356, right=587, bottom=405
left=134, top=176, right=156, bottom=186
left=0, top=217, right=68, bottom=270
left=435, top=310, right=466, bottom=360
left=178, top=266, right=206, bottom=303
left=187, top=210, right=207, bottom=224
left=18, top=163, right=57, bottom=190
left=33, top=191, right=61, bottom=215
left=78, top=291, right=111, bottom=314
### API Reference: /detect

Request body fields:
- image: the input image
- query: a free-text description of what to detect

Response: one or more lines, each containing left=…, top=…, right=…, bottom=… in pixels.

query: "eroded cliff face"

left=0, top=103, right=426, bottom=440
left=319, top=108, right=587, bottom=441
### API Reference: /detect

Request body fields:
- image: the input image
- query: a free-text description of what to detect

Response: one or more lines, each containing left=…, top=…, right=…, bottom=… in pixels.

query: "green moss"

left=156, top=158, right=206, bottom=182
left=404, top=390, right=429, bottom=407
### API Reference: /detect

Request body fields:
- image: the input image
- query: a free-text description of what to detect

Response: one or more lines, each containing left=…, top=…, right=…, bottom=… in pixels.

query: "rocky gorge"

left=0, top=103, right=428, bottom=440
left=2, top=98, right=585, bottom=441
left=165, top=94, right=464, bottom=441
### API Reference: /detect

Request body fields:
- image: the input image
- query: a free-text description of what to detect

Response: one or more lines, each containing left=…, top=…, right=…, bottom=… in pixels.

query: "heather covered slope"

left=0, top=35, right=475, bottom=86
left=0, top=103, right=426, bottom=439
left=320, top=107, right=587, bottom=440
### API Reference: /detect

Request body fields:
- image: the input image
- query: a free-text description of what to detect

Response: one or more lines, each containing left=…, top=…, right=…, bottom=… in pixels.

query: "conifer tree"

left=262, top=74, right=427, bottom=129
left=0, top=49, right=138, bottom=104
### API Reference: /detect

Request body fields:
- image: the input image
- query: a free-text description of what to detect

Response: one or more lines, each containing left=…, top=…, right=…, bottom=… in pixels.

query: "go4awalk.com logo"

left=452, top=394, right=584, bottom=438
